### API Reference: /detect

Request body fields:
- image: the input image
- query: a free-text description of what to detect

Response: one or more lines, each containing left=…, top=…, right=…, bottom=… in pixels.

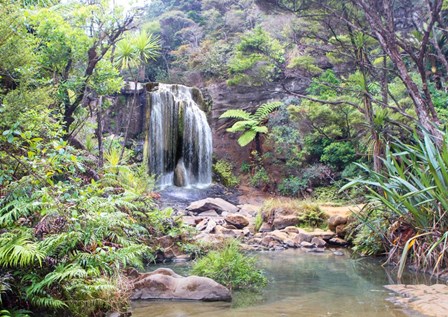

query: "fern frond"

left=226, top=120, right=256, bottom=133
left=253, top=126, right=268, bottom=134
left=0, top=230, right=44, bottom=268
left=219, top=109, right=252, bottom=120
left=238, top=130, right=257, bottom=147
left=253, top=101, right=282, bottom=121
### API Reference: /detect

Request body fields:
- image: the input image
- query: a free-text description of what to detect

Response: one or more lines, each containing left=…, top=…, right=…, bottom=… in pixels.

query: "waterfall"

left=145, top=84, right=212, bottom=188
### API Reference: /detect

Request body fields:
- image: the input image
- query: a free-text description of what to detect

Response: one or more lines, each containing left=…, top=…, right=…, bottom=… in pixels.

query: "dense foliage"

left=192, top=240, right=267, bottom=290
left=0, top=1, right=183, bottom=316
left=344, top=130, right=448, bottom=277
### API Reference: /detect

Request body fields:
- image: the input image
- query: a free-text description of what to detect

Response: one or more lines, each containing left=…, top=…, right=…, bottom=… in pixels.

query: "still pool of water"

left=132, top=249, right=432, bottom=317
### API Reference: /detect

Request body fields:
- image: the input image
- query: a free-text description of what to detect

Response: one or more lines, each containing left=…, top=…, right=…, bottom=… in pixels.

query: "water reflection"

left=132, top=249, right=431, bottom=317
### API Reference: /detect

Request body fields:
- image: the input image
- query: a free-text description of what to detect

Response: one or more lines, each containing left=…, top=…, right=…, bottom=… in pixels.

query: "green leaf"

left=237, top=130, right=257, bottom=147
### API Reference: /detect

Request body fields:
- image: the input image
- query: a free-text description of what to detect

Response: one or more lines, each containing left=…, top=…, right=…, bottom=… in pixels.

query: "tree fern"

left=253, top=101, right=282, bottom=121
left=238, top=130, right=257, bottom=147
left=219, top=109, right=252, bottom=120
left=220, top=101, right=282, bottom=149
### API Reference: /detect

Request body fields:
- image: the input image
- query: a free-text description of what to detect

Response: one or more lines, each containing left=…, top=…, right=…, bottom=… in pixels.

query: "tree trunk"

left=119, top=81, right=139, bottom=161
left=96, top=96, right=104, bottom=169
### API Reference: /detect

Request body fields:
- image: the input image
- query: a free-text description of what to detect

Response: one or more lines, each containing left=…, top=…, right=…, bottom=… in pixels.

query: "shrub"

left=321, top=141, right=356, bottom=170
left=191, top=240, right=267, bottom=290
left=213, top=159, right=239, bottom=187
left=297, top=202, right=328, bottom=228
left=278, top=176, right=307, bottom=196
left=261, top=198, right=326, bottom=228
left=250, top=167, right=270, bottom=189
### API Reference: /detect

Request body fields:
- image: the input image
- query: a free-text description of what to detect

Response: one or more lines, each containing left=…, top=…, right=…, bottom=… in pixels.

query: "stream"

left=132, top=249, right=433, bottom=317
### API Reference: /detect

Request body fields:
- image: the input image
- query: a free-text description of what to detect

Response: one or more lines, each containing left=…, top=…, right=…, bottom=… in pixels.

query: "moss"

left=213, top=159, right=239, bottom=187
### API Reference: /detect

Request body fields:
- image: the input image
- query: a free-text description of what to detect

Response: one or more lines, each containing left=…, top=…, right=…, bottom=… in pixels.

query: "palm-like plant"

left=219, top=101, right=282, bottom=153
left=115, top=31, right=160, bottom=161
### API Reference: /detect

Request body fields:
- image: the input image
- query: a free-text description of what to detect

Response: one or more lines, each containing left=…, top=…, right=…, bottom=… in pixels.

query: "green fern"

left=219, top=109, right=252, bottom=120
left=0, top=230, right=44, bottom=268
left=253, top=101, right=282, bottom=121
left=220, top=101, right=282, bottom=148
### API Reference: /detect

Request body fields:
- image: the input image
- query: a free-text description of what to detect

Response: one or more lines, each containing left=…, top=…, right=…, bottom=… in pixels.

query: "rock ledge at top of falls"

left=186, top=198, right=239, bottom=214
left=130, top=268, right=231, bottom=302
left=385, top=284, right=448, bottom=317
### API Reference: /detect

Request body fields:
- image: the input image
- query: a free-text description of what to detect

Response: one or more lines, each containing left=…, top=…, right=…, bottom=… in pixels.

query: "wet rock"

left=333, top=250, right=344, bottom=256
left=225, top=214, right=249, bottom=229
left=285, top=239, right=296, bottom=248
left=242, top=228, right=251, bottom=236
left=157, top=236, right=175, bottom=249
left=131, top=268, right=231, bottom=301
left=328, top=215, right=348, bottom=231
left=311, top=237, right=326, bottom=248
left=186, top=198, right=239, bottom=214
left=335, top=224, right=348, bottom=238
left=294, top=232, right=313, bottom=244
left=385, top=284, right=448, bottom=317
left=300, top=241, right=314, bottom=248
left=329, top=237, right=349, bottom=246
left=173, top=254, right=191, bottom=263
left=261, top=236, right=281, bottom=248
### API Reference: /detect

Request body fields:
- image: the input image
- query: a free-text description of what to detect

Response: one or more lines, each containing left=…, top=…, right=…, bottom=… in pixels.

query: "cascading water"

left=145, top=84, right=212, bottom=188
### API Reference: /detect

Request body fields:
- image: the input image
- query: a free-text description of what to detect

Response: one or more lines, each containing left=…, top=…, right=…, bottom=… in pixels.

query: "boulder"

left=204, top=219, right=217, bottom=234
left=329, top=237, right=349, bottom=246
left=328, top=215, right=348, bottom=231
left=268, top=230, right=290, bottom=243
left=131, top=268, right=231, bottom=302
left=200, top=210, right=221, bottom=217
left=196, top=219, right=209, bottom=231
left=272, top=215, right=299, bottom=230
left=300, top=241, right=314, bottom=248
left=214, top=225, right=244, bottom=238
left=157, top=236, right=175, bottom=249
left=335, top=224, right=348, bottom=238
left=263, top=208, right=301, bottom=230
left=225, top=214, right=249, bottom=229
left=283, top=226, right=300, bottom=234
left=293, top=232, right=313, bottom=244
left=187, top=198, right=239, bottom=214
left=259, top=222, right=273, bottom=232
left=238, top=204, right=260, bottom=217
left=311, top=237, right=327, bottom=248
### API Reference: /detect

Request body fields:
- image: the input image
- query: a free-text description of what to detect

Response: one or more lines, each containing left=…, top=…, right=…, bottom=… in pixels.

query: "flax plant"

left=342, top=129, right=448, bottom=278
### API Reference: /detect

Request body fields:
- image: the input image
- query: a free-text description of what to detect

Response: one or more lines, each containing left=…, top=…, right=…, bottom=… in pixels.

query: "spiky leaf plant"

left=342, top=129, right=448, bottom=277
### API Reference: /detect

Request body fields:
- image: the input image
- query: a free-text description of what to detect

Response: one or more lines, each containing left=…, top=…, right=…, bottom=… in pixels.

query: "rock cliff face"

left=205, top=77, right=309, bottom=166
left=104, top=77, right=308, bottom=172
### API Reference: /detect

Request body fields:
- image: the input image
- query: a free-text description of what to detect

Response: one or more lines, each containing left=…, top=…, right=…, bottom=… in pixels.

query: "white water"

left=147, top=84, right=212, bottom=188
